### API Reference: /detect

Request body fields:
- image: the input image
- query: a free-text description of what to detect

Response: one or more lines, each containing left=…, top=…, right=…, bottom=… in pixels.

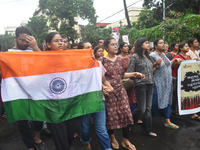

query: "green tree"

left=119, top=26, right=129, bottom=37
left=133, top=8, right=159, bottom=30
left=129, top=11, right=200, bottom=45
left=129, top=25, right=163, bottom=44
left=163, top=11, right=200, bottom=43
left=81, top=25, right=111, bottom=45
left=0, top=34, right=15, bottom=51
left=143, top=0, right=199, bottom=24
left=39, top=0, right=97, bottom=42
left=26, top=15, right=49, bottom=44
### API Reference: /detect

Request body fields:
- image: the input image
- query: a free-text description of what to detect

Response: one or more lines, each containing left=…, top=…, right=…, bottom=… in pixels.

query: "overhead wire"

left=97, top=0, right=142, bottom=23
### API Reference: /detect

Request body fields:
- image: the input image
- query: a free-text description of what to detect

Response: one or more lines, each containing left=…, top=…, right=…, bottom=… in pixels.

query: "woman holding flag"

left=45, top=32, right=77, bottom=150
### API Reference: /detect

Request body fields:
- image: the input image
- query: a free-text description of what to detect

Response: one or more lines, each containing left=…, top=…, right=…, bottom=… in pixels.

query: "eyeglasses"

left=53, top=39, right=63, bottom=43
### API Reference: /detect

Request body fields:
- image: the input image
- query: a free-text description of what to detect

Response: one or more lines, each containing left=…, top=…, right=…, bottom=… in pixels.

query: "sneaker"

left=34, top=141, right=47, bottom=150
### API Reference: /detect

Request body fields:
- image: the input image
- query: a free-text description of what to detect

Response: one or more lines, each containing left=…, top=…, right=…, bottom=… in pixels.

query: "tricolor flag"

left=0, top=50, right=103, bottom=123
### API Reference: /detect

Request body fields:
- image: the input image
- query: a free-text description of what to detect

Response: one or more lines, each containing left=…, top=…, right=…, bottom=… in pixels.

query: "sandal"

left=110, top=139, right=119, bottom=149
left=122, top=142, right=136, bottom=150
left=145, top=132, right=157, bottom=138
left=74, top=132, right=78, bottom=138
left=191, top=116, right=200, bottom=121
left=137, top=120, right=143, bottom=124
left=164, top=123, right=179, bottom=129
left=171, top=111, right=179, bottom=116
left=1, top=114, right=7, bottom=120
left=34, top=141, right=47, bottom=150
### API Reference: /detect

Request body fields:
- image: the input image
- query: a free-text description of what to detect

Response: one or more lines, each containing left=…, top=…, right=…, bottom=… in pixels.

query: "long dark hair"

left=117, top=42, right=127, bottom=55
left=45, top=32, right=59, bottom=50
left=135, top=37, right=150, bottom=59
left=93, top=45, right=103, bottom=54
left=188, top=38, right=197, bottom=47
left=171, top=42, right=178, bottom=50
left=104, top=37, right=115, bottom=52
left=178, top=42, right=188, bottom=54
left=77, top=42, right=88, bottom=49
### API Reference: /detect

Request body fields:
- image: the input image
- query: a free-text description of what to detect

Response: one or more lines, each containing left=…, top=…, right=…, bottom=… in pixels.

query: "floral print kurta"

left=99, top=57, right=133, bottom=129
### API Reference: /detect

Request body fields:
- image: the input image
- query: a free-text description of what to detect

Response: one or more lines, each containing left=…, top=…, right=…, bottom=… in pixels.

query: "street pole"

left=163, top=0, right=165, bottom=41
left=123, top=0, right=132, bottom=29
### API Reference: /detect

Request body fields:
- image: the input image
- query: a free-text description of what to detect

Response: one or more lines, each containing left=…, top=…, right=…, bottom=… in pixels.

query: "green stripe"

left=4, top=91, right=103, bottom=123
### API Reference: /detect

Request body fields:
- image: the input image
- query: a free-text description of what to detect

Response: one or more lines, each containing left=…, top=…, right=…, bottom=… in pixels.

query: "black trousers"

left=133, top=84, right=153, bottom=134
left=107, top=126, right=130, bottom=139
left=17, top=120, right=43, bottom=149
left=50, top=118, right=76, bottom=150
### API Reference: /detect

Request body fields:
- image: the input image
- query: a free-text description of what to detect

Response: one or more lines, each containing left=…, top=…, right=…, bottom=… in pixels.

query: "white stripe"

left=2, top=67, right=102, bottom=102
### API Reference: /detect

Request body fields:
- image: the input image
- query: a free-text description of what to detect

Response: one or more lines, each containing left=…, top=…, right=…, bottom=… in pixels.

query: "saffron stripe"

left=0, top=49, right=98, bottom=79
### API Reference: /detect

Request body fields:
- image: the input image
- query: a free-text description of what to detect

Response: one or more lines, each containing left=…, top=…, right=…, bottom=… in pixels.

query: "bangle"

left=156, top=65, right=158, bottom=69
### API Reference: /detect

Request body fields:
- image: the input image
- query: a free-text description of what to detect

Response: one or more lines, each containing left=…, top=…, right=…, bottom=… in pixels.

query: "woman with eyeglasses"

left=45, top=32, right=77, bottom=150
left=99, top=37, right=144, bottom=150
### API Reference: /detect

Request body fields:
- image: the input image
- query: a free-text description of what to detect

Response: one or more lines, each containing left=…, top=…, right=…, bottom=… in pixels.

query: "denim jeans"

left=133, top=84, right=153, bottom=134
left=80, top=101, right=111, bottom=150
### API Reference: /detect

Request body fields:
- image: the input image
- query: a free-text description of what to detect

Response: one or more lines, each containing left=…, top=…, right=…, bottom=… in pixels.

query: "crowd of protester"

left=0, top=26, right=200, bottom=150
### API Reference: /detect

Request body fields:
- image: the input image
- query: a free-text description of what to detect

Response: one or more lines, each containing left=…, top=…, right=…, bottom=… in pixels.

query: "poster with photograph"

left=122, top=35, right=129, bottom=45
left=177, top=60, right=200, bottom=115
left=112, top=27, right=120, bottom=44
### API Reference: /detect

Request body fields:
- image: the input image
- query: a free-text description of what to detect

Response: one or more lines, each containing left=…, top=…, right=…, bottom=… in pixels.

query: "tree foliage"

left=26, top=15, right=49, bottom=44
left=129, top=25, right=163, bottom=44
left=129, top=11, right=200, bottom=45
left=0, top=34, right=15, bottom=51
left=119, top=26, right=129, bottom=37
left=39, top=0, right=97, bottom=42
left=163, top=11, right=200, bottom=43
left=143, top=0, right=199, bottom=24
left=133, top=8, right=159, bottom=30
left=81, top=25, right=112, bottom=45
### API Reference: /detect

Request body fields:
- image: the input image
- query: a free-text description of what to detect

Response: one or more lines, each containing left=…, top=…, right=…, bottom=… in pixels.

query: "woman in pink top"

left=186, top=38, right=199, bottom=60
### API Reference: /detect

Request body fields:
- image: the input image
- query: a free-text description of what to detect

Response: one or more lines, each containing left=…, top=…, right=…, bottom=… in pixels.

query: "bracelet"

left=156, top=65, right=158, bottom=69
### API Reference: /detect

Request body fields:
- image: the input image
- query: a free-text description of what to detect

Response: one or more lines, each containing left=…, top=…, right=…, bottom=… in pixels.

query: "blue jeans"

left=80, top=101, right=111, bottom=150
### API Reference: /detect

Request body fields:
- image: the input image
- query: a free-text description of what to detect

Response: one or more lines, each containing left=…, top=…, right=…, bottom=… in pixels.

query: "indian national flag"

left=0, top=50, right=103, bottom=123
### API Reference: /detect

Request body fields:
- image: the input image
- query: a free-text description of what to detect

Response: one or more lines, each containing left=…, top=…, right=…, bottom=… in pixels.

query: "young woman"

left=128, top=37, right=157, bottom=138
left=186, top=38, right=200, bottom=120
left=79, top=42, right=113, bottom=150
left=128, top=41, right=136, bottom=57
left=99, top=37, right=144, bottom=150
left=45, top=32, right=77, bottom=150
left=128, top=45, right=134, bottom=56
left=150, top=38, right=182, bottom=130
left=171, top=42, right=190, bottom=114
left=187, top=38, right=199, bottom=60
left=78, top=42, right=93, bottom=49
left=93, top=45, right=104, bottom=59
left=166, top=42, right=179, bottom=60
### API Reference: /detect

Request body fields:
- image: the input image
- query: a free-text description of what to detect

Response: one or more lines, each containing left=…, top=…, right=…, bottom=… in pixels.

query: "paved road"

left=0, top=113, right=200, bottom=150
